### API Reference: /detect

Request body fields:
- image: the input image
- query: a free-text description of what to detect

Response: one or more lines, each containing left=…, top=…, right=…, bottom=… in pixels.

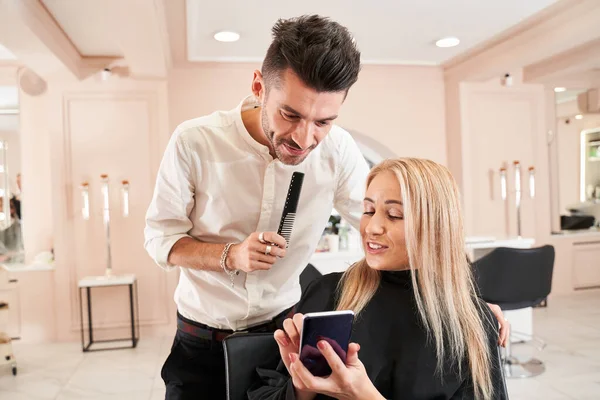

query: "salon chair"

left=473, top=245, right=555, bottom=378
left=220, top=264, right=323, bottom=399
left=223, top=332, right=280, bottom=400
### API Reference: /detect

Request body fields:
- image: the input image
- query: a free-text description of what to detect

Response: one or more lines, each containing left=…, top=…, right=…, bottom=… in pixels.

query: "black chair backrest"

left=300, top=263, right=322, bottom=294
left=473, top=245, right=555, bottom=309
left=223, top=332, right=280, bottom=400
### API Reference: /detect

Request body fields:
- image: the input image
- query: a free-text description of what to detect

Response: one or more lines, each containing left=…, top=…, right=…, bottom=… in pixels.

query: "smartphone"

left=298, top=310, right=354, bottom=377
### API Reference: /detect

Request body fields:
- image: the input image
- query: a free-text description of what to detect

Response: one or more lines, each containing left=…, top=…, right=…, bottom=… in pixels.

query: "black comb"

left=277, top=172, right=305, bottom=247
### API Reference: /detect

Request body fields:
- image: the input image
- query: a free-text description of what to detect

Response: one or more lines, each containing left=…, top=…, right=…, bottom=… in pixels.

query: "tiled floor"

left=0, top=289, right=599, bottom=399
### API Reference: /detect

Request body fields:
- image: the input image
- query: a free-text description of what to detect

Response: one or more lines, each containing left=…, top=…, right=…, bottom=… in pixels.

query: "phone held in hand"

left=298, top=310, right=354, bottom=377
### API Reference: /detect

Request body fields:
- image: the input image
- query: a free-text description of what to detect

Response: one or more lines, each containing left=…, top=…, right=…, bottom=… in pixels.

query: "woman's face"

left=360, top=171, right=409, bottom=271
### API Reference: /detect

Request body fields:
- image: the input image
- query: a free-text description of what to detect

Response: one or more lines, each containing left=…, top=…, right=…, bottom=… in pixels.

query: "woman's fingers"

left=274, top=329, right=290, bottom=347
left=283, top=318, right=301, bottom=348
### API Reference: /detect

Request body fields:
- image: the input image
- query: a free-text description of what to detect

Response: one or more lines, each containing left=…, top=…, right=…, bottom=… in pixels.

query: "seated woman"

left=249, top=158, right=507, bottom=400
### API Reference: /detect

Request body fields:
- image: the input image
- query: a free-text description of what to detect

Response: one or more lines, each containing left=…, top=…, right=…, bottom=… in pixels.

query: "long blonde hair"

left=336, top=158, right=493, bottom=399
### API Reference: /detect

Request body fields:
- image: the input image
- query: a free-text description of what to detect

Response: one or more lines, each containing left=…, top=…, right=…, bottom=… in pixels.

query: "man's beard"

left=260, top=107, right=311, bottom=166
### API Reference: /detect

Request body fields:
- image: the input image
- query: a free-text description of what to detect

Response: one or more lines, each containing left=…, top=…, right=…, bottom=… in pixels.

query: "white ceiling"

left=186, top=0, right=559, bottom=64
left=0, top=43, right=17, bottom=61
left=40, top=0, right=124, bottom=57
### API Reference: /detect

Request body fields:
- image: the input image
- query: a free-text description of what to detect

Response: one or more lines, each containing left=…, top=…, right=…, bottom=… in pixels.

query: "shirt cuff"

left=149, top=233, right=190, bottom=270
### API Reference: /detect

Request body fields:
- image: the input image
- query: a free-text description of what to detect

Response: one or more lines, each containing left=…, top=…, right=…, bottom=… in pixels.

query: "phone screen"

left=299, top=311, right=354, bottom=377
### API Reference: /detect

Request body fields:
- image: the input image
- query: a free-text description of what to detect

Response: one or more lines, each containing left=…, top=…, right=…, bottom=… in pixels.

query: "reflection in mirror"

left=0, top=86, right=23, bottom=264
left=555, top=88, right=600, bottom=231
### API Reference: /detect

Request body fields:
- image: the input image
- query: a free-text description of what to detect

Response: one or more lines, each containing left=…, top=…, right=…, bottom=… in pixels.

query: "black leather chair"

left=222, top=265, right=322, bottom=399
left=473, top=245, right=555, bottom=378
left=223, top=333, right=280, bottom=400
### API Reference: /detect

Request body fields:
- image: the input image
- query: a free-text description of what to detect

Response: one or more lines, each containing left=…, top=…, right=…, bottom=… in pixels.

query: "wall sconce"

left=502, top=73, right=513, bottom=87
left=121, top=180, right=129, bottom=217
left=513, top=161, right=522, bottom=238
left=100, top=174, right=112, bottom=277
left=80, top=182, right=90, bottom=220
left=499, top=168, right=507, bottom=200
left=529, top=167, right=536, bottom=199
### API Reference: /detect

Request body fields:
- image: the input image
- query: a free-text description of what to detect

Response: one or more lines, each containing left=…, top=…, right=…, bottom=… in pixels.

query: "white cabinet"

left=572, top=241, right=600, bottom=289
left=0, top=270, right=19, bottom=338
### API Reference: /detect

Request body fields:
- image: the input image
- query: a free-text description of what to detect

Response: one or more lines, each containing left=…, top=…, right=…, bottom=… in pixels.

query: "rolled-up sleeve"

left=144, top=129, right=197, bottom=270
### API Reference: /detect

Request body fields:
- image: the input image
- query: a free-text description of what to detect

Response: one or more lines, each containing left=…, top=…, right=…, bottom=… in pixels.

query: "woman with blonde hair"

left=249, top=158, right=507, bottom=400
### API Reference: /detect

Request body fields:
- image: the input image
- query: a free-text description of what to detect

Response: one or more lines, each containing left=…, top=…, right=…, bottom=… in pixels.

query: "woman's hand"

left=288, top=340, right=384, bottom=400
left=274, top=314, right=317, bottom=400
left=487, top=303, right=510, bottom=347
left=274, top=314, right=305, bottom=374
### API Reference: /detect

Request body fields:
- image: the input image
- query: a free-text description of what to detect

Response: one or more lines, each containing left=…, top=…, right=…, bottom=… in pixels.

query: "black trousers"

left=161, top=329, right=228, bottom=399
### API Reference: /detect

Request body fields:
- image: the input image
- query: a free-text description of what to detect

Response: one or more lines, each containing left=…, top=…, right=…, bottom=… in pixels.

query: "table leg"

left=87, top=287, right=93, bottom=346
left=135, top=281, right=140, bottom=343
left=129, top=283, right=136, bottom=348
left=79, top=287, right=85, bottom=351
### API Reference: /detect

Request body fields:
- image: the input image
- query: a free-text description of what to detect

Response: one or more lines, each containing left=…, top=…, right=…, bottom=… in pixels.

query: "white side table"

left=78, top=274, right=139, bottom=352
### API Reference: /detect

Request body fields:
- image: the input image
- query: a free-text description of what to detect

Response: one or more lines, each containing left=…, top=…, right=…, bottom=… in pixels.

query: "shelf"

left=1, top=262, right=55, bottom=272
left=588, top=157, right=600, bottom=162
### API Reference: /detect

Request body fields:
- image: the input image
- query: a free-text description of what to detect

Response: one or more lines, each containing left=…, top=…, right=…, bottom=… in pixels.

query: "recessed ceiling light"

left=435, top=37, right=460, bottom=48
left=575, top=114, right=583, bottom=120
left=554, top=87, right=567, bottom=93
left=214, top=31, right=240, bottom=42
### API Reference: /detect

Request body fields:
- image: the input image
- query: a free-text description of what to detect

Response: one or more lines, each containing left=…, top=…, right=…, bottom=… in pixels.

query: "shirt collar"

left=234, top=96, right=273, bottom=160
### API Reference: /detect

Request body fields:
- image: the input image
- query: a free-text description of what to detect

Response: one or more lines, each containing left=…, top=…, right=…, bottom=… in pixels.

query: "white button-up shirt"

left=144, top=96, right=369, bottom=330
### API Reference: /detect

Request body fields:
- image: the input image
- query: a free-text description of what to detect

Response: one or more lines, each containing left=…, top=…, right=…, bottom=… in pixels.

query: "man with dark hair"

left=146, top=15, right=366, bottom=399
left=145, top=14, right=507, bottom=400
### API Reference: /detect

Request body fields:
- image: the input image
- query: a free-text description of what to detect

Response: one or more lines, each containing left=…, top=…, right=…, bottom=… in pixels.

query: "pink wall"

left=456, top=79, right=547, bottom=239
left=168, top=63, right=447, bottom=164
left=42, top=70, right=178, bottom=342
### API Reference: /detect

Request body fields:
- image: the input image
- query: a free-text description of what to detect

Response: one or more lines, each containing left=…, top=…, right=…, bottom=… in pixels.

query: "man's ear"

left=251, top=70, right=266, bottom=102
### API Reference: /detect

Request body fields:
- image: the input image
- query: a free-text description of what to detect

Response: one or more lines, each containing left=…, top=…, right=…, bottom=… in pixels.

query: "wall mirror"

left=0, top=86, right=23, bottom=264
left=554, top=87, right=600, bottom=232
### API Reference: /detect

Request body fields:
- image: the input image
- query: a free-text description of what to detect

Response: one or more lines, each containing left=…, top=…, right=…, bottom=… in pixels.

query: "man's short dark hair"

left=262, top=15, right=361, bottom=93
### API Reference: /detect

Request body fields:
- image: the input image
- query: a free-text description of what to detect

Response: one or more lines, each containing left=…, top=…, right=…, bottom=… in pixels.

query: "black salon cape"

left=248, top=270, right=507, bottom=400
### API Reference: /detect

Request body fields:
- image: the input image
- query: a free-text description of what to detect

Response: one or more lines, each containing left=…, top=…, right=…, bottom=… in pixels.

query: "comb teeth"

left=277, top=172, right=304, bottom=247
left=280, top=213, right=296, bottom=246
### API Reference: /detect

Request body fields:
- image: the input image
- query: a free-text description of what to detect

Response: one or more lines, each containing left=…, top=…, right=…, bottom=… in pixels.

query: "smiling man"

left=145, top=15, right=366, bottom=399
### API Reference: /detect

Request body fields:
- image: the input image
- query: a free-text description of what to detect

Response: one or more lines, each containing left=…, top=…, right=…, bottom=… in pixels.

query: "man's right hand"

left=227, top=231, right=287, bottom=273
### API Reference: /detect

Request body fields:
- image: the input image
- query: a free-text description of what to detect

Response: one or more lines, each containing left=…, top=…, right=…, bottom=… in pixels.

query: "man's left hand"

left=487, top=303, right=509, bottom=347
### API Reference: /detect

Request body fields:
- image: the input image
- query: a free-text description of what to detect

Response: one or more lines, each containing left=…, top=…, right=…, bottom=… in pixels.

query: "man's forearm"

left=167, top=237, right=226, bottom=272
